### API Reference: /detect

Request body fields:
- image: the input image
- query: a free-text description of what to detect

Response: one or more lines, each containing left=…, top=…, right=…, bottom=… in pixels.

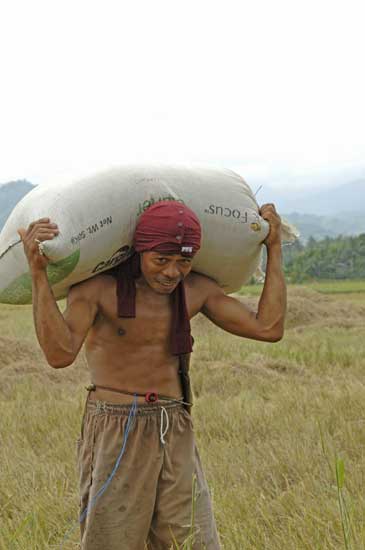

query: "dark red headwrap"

left=116, top=201, right=202, bottom=355
left=134, top=201, right=201, bottom=257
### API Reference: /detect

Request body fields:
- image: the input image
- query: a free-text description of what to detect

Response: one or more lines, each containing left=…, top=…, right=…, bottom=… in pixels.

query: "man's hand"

left=17, top=218, right=59, bottom=273
left=259, top=203, right=282, bottom=248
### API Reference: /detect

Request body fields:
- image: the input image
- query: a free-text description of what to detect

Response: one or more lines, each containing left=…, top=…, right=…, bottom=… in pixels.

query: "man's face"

left=140, top=251, right=193, bottom=294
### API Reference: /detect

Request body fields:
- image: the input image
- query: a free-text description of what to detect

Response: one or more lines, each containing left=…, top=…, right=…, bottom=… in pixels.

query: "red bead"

left=145, top=391, right=158, bottom=403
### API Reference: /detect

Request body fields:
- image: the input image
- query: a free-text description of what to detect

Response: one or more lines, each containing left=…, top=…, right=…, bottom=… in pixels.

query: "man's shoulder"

left=185, top=271, right=221, bottom=294
left=68, top=273, right=115, bottom=299
left=184, top=272, right=223, bottom=315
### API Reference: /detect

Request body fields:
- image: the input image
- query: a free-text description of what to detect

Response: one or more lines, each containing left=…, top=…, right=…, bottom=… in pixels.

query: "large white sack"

left=0, top=165, right=294, bottom=305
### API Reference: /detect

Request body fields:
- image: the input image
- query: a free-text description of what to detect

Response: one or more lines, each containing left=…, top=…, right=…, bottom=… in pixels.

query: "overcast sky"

left=0, top=0, right=364, bottom=192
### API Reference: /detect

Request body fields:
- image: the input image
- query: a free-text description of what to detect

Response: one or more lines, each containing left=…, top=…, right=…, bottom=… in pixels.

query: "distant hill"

left=0, top=180, right=36, bottom=231
left=292, top=179, right=365, bottom=215
left=255, top=177, right=365, bottom=240
left=1, top=175, right=365, bottom=239
left=282, top=211, right=365, bottom=243
left=257, top=179, right=365, bottom=216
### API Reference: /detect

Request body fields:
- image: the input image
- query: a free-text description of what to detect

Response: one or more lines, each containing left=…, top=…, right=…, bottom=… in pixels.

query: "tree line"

left=280, top=233, right=365, bottom=282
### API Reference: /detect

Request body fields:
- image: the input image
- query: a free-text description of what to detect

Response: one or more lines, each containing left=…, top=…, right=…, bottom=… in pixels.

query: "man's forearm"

left=256, top=243, right=287, bottom=339
left=32, top=271, right=74, bottom=366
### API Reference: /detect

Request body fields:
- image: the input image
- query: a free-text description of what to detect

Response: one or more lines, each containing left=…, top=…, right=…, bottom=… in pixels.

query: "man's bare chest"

left=85, top=275, right=205, bottom=350
left=92, top=305, right=172, bottom=347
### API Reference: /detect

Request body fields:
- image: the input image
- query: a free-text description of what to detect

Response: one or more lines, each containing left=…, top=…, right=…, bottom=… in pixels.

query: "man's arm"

left=201, top=204, right=286, bottom=342
left=18, top=218, right=99, bottom=368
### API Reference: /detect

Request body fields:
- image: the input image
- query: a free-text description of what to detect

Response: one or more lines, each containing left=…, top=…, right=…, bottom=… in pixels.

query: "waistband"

left=86, top=399, right=185, bottom=417
left=86, top=383, right=190, bottom=407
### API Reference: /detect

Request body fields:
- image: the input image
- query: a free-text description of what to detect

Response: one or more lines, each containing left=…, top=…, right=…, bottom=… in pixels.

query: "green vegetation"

left=1, top=284, right=365, bottom=548
left=282, top=233, right=365, bottom=283
left=240, top=278, right=365, bottom=297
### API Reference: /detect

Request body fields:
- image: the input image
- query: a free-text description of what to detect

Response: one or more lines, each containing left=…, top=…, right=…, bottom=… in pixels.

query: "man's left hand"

left=259, top=203, right=282, bottom=248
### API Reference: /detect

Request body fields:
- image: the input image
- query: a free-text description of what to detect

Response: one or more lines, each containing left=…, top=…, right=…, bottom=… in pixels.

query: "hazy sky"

left=1, top=0, right=364, bottom=191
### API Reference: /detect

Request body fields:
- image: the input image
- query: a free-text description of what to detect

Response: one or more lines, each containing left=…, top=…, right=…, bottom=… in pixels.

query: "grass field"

left=239, top=278, right=365, bottom=296
left=1, top=280, right=365, bottom=549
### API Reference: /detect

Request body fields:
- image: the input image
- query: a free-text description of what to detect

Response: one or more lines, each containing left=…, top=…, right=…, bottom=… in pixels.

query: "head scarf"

left=116, top=201, right=202, bottom=355
left=134, top=201, right=201, bottom=257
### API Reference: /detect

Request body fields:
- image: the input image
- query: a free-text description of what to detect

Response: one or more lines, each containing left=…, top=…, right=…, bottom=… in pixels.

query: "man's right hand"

left=17, top=218, right=59, bottom=274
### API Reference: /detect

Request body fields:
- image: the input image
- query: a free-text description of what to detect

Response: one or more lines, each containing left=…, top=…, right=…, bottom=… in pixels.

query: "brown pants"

left=77, top=399, right=220, bottom=549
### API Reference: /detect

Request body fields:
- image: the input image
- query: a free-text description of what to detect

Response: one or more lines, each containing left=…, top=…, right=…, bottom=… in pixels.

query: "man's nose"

left=162, top=263, right=180, bottom=279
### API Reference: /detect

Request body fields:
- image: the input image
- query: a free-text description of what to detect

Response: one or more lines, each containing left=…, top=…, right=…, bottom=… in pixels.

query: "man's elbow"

left=46, top=354, right=75, bottom=368
left=266, top=331, right=284, bottom=343
left=265, top=326, right=284, bottom=342
left=254, top=321, right=284, bottom=342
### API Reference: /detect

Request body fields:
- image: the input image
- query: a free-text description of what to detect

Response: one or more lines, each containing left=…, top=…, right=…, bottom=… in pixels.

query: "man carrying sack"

left=18, top=200, right=286, bottom=549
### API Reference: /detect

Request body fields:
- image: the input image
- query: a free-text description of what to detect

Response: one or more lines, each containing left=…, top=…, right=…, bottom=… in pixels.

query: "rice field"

left=239, top=278, right=365, bottom=296
left=1, top=280, right=365, bottom=549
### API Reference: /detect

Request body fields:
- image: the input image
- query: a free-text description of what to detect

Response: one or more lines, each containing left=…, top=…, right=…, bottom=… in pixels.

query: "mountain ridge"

left=0, top=180, right=36, bottom=231
left=257, top=178, right=365, bottom=215
left=1, top=177, right=365, bottom=240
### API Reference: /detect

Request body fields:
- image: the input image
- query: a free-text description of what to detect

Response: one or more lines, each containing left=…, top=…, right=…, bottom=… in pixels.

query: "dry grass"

left=1, top=286, right=365, bottom=549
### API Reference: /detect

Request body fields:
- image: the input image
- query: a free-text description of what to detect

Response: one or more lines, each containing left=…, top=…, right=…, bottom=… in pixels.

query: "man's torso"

left=84, top=272, right=209, bottom=404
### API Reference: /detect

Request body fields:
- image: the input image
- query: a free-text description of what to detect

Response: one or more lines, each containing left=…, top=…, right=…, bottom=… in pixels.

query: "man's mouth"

left=158, top=280, right=179, bottom=288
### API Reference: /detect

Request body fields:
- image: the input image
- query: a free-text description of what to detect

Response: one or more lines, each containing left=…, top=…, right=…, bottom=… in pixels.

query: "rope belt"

left=86, top=383, right=192, bottom=408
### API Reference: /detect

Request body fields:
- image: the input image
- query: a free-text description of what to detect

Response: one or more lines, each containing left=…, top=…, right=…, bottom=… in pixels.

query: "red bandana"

left=134, top=201, right=201, bottom=257
left=116, top=201, right=202, bottom=355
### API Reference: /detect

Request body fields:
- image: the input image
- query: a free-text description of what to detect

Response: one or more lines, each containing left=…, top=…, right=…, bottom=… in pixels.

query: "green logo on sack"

left=0, top=249, right=80, bottom=304
left=137, top=195, right=185, bottom=216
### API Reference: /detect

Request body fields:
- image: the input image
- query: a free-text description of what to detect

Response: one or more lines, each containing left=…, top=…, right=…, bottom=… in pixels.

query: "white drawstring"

left=160, top=406, right=169, bottom=445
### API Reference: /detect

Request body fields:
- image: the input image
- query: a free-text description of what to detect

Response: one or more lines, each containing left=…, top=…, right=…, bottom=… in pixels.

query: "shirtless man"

left=18, top=200, right=286, bottom=550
